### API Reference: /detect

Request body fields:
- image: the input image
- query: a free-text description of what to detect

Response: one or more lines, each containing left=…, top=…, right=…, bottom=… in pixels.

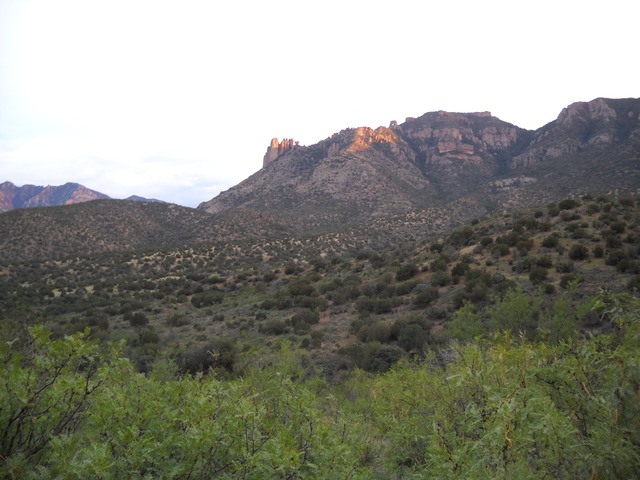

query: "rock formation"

left=263, top=138, right=298, bottom=167
left=510, top=97, right=640, bottom=168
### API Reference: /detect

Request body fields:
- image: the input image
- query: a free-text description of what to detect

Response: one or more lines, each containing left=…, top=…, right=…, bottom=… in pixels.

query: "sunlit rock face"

left=263, top=138, right=297, bottom=167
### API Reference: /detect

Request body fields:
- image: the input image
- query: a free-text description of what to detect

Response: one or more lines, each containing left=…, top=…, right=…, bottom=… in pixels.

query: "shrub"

left=363, top=344, right=405, bottom=372
left=395, top=263, right=418, bottom=282
left=559, top=274, right=583, bottom=289
left=356, top=297, right=395, bottom=314
left=568, top=244, right=589, bottom=261
left=480, top=236, right=494, bottom=247
left=606, top=249, right=627, bottom=267
left=492, top=243, right=510, bottom=257
left=541, top=235, right=559, bottom=248
left=627, top=275, right=640, bottom=291
left=556, top=262, right=574, bottom=273
left=290, top=309, right=320, bottom=327
left=360, top=321, right=391, bottom=343
left=260, top=319, right=287, bottom=335
left=430, top=271, right=451, bottom=287
left=559, top=198, right=580, bottom=210
left=191, top=291, right=223, bottom=308
left=430, top=256, right=449, bottom=272
left=529, top=265, right=548, bottom=284
left=396, top=323, right=428, bottom=352
left=179, top=338, right=237, bottom=374
left=413, top=286, right=439, bottom=308
left=395, top=280, right=419, bottom=296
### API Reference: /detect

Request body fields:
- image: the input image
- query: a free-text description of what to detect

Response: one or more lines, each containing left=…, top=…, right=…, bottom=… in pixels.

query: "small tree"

left=568, top=244, right=589, bottom=261
left=127, top=312, right=149, bottom=341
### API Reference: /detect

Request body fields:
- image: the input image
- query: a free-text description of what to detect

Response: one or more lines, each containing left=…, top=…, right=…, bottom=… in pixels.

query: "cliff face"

left=395, top=111, right=533, bottom=194
left=511, top=98, right=640, bottom=167
left=263, top=138, right=298, bottom=167
left=0, top=182, right=109, bottom=212
left=199, top=98, right=640, bottom=232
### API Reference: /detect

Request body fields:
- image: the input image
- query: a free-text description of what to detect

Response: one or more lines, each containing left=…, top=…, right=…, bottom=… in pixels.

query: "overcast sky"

left=1, top=0, right=638, bottom=207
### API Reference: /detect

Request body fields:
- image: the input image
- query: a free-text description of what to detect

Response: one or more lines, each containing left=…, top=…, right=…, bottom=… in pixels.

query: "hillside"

left=199, top=97, right=640, bottom=232
left=2, top=194, right=638, bottom=375
left=0, top=199, right=291, bottom=262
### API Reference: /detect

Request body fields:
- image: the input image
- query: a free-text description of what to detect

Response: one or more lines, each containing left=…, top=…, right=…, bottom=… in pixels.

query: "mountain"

left=2, top=98, right=639, bottom=262
left=199, top=97, right=640, bottom=231
left=0, top=181, right=109, bottom=211
left=124, top=195, right=165, bottom=203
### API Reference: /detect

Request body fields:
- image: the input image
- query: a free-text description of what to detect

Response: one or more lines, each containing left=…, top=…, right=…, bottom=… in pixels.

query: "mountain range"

left=199, top=97, right=640, bottom=232
left=1, top=97, right=639, bottom=260
left=0, top=181, right=164, bottom=212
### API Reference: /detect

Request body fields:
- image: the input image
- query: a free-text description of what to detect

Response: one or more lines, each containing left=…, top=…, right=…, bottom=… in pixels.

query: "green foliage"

left=0, top=327, right=116, bottom=474
left=449, top=302, right=485, bottom=341
left=489, top=287, right=541, bottom=336
left=537, top=290, right=579, bottom=343
left=568, top=243, right=589, bottom=261
left=1, top=293, right=639, bottom=478
left=356, top=296, right=396, bottom=314
left=412, top=285, right=439, bottom=308
left=559, top=198, right=580, bottom=210
left=529, top=265, right=548, bottom=284
left=395, top=262, right=418, bottom=281
left=492, top=242, right=510, bottom=257
left=541, top=234, right=560, bottom=248
left=190, top=290, right=223, bottom=308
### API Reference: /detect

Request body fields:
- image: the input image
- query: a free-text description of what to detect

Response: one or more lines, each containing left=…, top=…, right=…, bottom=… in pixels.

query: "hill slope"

left=0, top=199, right=290, bottom=262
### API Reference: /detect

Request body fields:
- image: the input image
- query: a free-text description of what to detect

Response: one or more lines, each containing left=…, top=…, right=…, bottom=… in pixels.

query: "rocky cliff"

left=199, top=97, right=640, bottom=232
left=263, top=138, right=298, bottom=167
left=511, top=97, right=640, bottom=168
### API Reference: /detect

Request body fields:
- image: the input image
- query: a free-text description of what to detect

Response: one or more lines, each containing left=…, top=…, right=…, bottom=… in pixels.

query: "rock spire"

left=263, top=138, right=297, bottom=167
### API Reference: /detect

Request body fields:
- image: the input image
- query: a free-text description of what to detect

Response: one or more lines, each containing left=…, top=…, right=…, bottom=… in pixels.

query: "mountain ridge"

left=198, top=97, right=640, bottom=231
left=0, top=181, right=165, bottom=211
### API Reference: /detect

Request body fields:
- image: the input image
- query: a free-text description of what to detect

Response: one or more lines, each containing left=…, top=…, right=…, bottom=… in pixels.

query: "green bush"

left=568, top=244, right=589, bottom=261
left=191, top=290, right=223, bottom=308
left=542, top=235, right=560, bottom=248
left=413, top=286, right=439, bottom=308
left=529, top=265, right=548, bottom=284
left=395, top=263, right=418, bottom=282
left=492, top=243, right=510, bottom=257
left=559, top=198, right=580, bottom=210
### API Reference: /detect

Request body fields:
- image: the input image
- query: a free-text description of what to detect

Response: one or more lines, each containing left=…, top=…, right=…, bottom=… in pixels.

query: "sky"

left=1, top=0, right=638, bottom=207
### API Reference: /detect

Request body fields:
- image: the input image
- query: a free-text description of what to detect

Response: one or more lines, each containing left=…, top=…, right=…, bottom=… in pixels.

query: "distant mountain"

left=0, top=182, right=170, bottom=211
left=0, top=181, right=109, bottom=211
left=124, top=195, right=165, bottom=203
left=199, top=97, right=640, bottom=232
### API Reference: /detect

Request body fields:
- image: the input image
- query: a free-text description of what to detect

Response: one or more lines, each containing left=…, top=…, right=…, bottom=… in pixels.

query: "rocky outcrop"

left=511, top=97, right=640, bottom=168
left=263, top=138, right=298, bottom=167
left=400, top=111, right=523, bottom=167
